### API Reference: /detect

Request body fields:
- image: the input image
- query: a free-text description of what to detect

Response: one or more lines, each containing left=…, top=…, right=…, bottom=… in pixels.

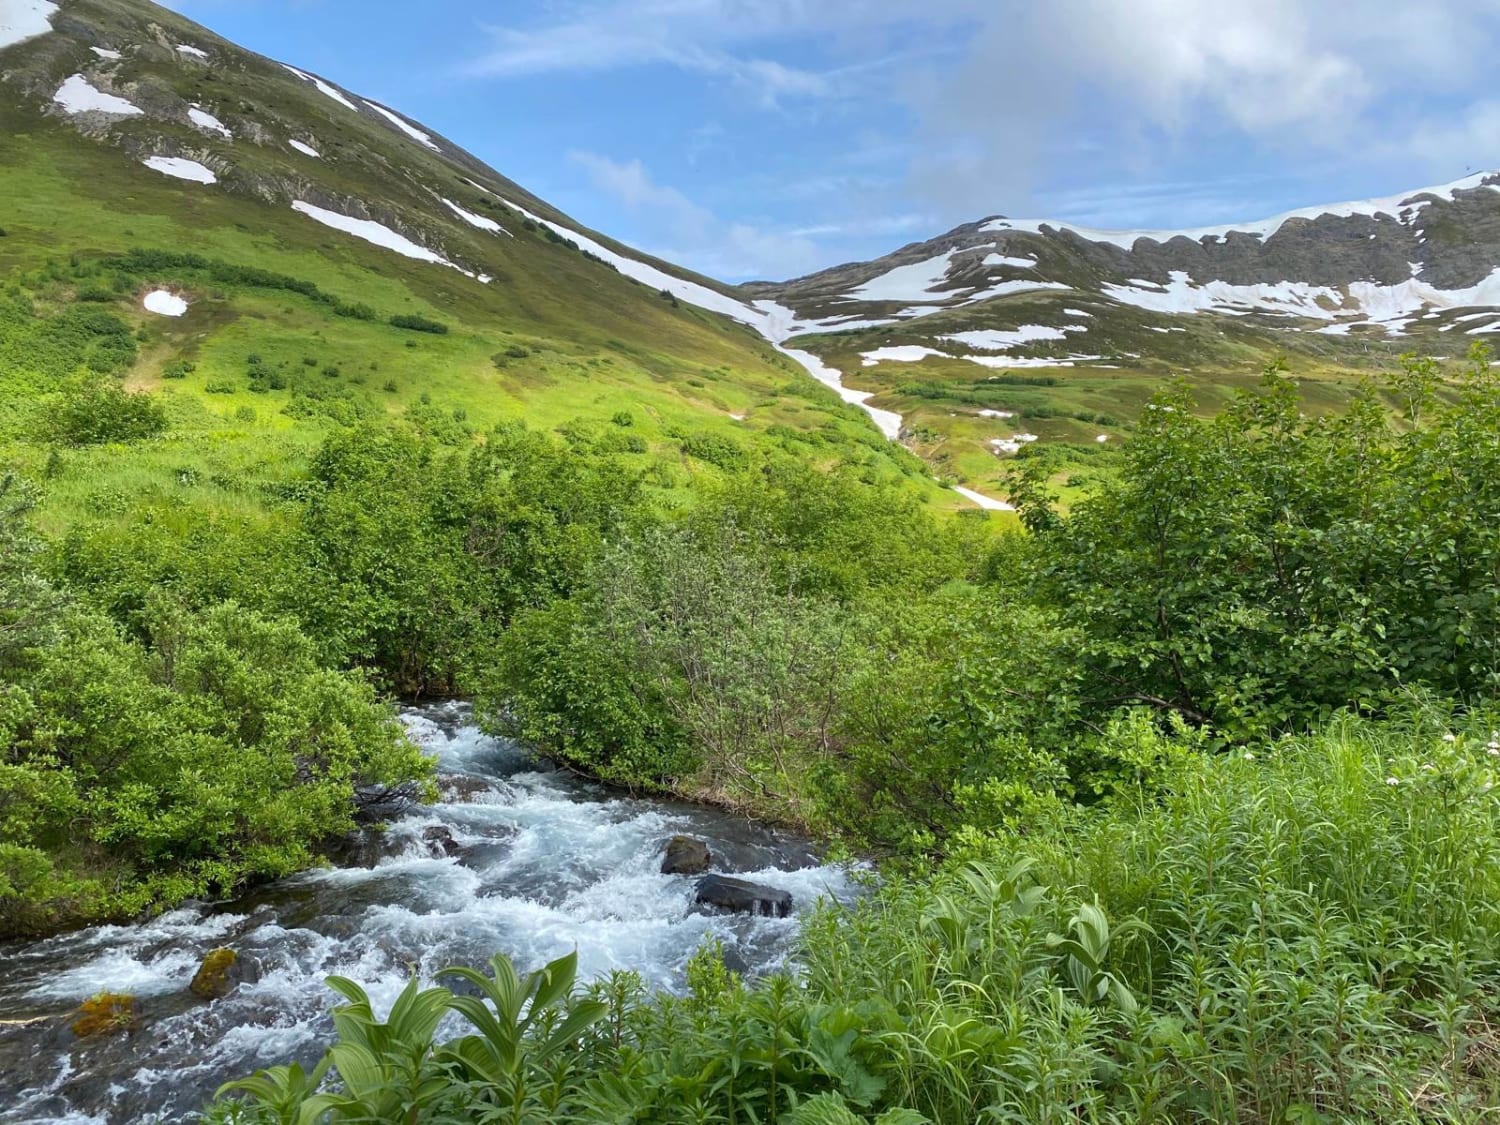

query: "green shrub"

left=52, top=381, right=167, bottom=445
left=389, top=314, right=449, bottom=334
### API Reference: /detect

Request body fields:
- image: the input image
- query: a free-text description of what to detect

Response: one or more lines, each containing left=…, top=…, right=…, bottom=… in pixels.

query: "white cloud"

left=569, top=151, right=822, bottom=279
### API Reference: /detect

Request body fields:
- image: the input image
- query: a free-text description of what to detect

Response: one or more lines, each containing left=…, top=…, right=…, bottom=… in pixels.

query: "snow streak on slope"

left=0, top=0, right=56, bottom=52
left=292, top=200, right=459, bottom=270
left=441, top=198, right=509, bottom=235
left=365, top=101, right=440, bottom=151
left=280, top=64, right=358, bottom=112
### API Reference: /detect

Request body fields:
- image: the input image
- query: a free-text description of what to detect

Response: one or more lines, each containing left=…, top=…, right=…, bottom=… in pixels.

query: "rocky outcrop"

left=661, top=835, right=711, bottom=875
left=694, top=874, right=792, bottom=918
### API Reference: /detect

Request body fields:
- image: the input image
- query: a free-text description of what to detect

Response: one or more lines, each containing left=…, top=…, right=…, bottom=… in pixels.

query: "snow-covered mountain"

left=747, top=172, right=1500, bottom=360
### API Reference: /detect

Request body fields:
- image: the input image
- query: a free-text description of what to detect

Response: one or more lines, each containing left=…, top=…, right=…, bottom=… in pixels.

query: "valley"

left=3, top=2, right=1500, bottom=1123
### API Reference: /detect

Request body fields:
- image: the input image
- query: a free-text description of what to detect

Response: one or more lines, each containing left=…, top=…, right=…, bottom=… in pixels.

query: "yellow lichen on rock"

left=70, top=993, right=137, bottom=1037
left=189, top=947, right=239, bottom=999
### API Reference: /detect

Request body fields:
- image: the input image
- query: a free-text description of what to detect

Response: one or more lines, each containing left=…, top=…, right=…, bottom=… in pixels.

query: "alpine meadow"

left=4, top=2, right=1500, bottom=1123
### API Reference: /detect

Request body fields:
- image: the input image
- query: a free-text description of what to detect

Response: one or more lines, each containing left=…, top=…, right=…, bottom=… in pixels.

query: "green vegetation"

left=194, top=348, right=1500, bottom=1122
left=211, top=710, right=1500, bottom=1123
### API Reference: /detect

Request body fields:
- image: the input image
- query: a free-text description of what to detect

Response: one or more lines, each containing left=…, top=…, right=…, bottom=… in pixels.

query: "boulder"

left=189, top=947, right=240, bottom=1000
left=661, top=835, right=712, bottom=875
left=423, top=825, right=463, bottom=858
left=694, top=874, right=792, bottom=918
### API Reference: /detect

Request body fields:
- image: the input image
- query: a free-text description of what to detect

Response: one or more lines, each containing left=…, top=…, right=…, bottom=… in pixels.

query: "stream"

left=0, top=703, right=857, bottom=1124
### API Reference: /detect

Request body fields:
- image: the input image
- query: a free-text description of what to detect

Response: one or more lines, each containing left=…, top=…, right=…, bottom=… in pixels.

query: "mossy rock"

left=189, top=947, right=239, bottom=1000
left=70, top=993, right=137, bottom=1037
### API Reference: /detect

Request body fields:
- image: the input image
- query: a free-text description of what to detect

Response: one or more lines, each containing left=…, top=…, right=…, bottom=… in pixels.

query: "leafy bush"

left=52, top=380, right=166, bottom=444
left=389, top=314, right=449, bottom=335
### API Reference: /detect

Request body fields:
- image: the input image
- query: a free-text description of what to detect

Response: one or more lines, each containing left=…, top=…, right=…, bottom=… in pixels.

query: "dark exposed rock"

left=188, top=948, right=239, bottom=1000
left=661, top=835, right=711, bottom=875
left=422, top=825, right=463, bottom=858
left=694, top=874, right=792, bottom=918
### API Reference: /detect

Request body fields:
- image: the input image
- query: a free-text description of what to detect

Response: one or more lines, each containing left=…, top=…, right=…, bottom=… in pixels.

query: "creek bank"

left=0, top=702, right=857, bottom=1125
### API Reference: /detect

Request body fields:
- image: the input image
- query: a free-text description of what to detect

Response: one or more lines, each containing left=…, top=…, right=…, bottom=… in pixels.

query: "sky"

left=165, top=0, right=1500, bottom=283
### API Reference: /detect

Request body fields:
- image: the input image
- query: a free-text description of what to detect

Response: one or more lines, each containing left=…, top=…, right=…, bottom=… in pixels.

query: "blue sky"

left=167, top=0, right=1500, bottom=283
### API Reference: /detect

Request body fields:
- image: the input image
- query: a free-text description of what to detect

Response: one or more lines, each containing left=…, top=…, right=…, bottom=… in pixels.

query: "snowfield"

left=142, top=290, right=187, bottom=316
left=845, top=250, right=958, bottom=303
left=1103, top=266, right=1500, bottom=336
left=365, top=101, right=440, bottom=151
left=176, top=44, right=209, bottom=59
left=0, top=0, right=57, bottom=52
left=53, top=74, right=141, bottom=116
left=143, top=156, right=217, bottom=184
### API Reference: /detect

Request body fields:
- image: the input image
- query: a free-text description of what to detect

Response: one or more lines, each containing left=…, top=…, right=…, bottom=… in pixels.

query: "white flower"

left=1243, top=751, right=1255, bottom=761
left=1442, top=733, right=1457, bottom=743
left=1421, top=763, right=1436, bottom=772
left=1386, top=777, right=1401, bottom=786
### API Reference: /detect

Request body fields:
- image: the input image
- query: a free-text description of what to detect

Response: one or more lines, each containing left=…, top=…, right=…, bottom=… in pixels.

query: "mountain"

left=0, top=0, right=954, bottom=524
left=746, top=173, right=1500, bottom=499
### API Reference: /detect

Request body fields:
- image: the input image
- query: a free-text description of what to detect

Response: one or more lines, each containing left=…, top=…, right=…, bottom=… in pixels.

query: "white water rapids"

left=0, top=704, right=856, bottom=1124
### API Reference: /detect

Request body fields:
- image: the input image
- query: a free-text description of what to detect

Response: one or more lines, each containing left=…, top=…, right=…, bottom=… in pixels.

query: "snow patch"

left=1095, top=434, right=1110, bottom=443
left=53, top=73, right=141, bottom=116
left=950, top=485, right=1014, bottom=511
left=0, top=0, right=56, bottom=52
left=967, top=354, right=1104, bottom=369
left=977, top=409, right=1015, bottom=419
left=961, top=278, right=1071, bottom=303
left=143, top=290, right=187, bottom=317
left=143, top=156, right=217, bottom=184
left=175, top=44, right=208, bottom=59
left=860, top=345, right=948, bottom=366
left=1063, top=307, right=1092, bottom=317
left=364, top=101, right=440, bottom=151
left=939, top=325, right=1082, bottom=351
left=441, top=197, right=510, bottom=236
left=280, top=64, right=358, bottom=111
left=288, top=138, right=321, bottom=158
left=845, top=250, right=958, bottom=303
left=90, top=46, right=121, bottom=60
left=188, top=106, right=230, bottom=137
left=982, top=252, right=1035, bottom=269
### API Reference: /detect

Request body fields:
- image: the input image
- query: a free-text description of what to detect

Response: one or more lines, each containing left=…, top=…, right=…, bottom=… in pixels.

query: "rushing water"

left=0, top=703, right=856, bottom=1124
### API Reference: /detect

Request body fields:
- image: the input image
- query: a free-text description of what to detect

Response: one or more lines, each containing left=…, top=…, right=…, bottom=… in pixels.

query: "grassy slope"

left=0, top=4, right=958, bottom=535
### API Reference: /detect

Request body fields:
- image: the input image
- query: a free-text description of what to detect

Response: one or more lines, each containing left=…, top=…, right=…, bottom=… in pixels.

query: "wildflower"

left=1421, top=763, right=1436, bottom=772
left=1243, top=751, right=1255, bottom=761
left=1442, top=733, right=1457, bottom=743
left=1488, top=741, right=1499, bottom=756
left=1386, top=777, right=1400, bottom=786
